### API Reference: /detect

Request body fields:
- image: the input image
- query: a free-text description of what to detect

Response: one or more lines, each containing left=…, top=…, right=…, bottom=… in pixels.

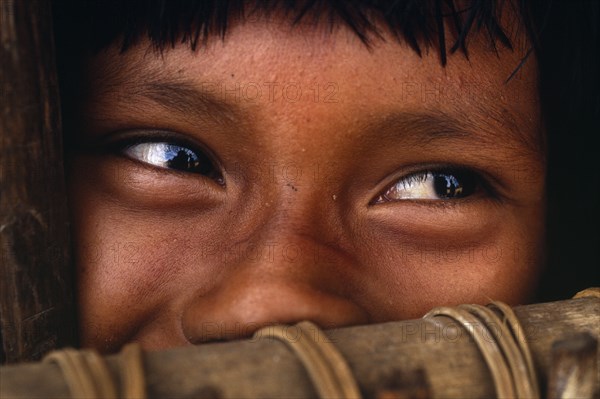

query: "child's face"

left=68, top=16, right=545, bottom=352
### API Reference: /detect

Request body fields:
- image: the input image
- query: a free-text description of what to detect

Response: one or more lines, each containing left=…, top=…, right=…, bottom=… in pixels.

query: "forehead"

left=84, top=16, right=542, bottom=156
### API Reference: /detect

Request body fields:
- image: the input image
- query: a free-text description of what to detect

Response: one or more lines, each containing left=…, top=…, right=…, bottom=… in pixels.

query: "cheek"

left=73, top=220, right=165, bottom=350
left=352, top=213, right=544, bottom=319
left=70, top=192, right=196, bottom=350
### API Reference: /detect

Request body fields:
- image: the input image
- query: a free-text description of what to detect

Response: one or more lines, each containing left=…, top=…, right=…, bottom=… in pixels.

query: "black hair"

left=52, top=0, right=547, bottom=66
left=52, top=0, right=599, bottom=300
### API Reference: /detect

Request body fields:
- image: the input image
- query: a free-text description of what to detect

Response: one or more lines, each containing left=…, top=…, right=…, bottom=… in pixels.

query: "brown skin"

left=68, top=16, right=545, bottom=353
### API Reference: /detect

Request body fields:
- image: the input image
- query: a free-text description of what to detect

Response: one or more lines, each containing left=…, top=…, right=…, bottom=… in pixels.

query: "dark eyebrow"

left=129, top=79, right=242, bottom=125
left=359, top=108, right=543, bottom=159
left=95, top=76, right=542, bottom=159
left=140, top=81, right=241, bottom=122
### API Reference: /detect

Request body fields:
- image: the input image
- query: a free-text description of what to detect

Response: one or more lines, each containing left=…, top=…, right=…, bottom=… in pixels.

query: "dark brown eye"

left=432, top=170, right=477, bottom=199
left=375, top=169, right=478, bottom=202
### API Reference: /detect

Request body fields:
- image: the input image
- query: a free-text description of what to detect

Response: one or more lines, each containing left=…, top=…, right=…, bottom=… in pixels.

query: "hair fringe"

left=52, top=0, right=545, bottom=66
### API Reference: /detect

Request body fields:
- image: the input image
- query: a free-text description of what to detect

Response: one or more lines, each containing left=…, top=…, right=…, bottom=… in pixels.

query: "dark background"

left=536, top=0, right=599, bottom=301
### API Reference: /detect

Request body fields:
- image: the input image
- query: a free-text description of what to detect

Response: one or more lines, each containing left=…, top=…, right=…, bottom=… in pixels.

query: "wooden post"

left=0, top=0, right=77, bottom=363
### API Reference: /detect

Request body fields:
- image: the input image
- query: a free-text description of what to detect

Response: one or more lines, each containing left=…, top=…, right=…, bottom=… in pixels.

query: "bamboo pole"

left=0, top=0, right=77, bottom=363
left=1, top=296, right=598, bottom=398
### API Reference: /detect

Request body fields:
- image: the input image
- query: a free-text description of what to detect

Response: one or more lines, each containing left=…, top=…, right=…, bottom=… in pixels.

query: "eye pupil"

left=165, top=145, right=214, bottom=176
left=168, top=148, right=200, bottom=171
left=433, top=172, right=473, bottom=198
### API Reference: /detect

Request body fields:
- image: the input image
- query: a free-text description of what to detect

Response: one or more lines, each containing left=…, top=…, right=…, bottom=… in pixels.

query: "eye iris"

left=167, top=147, right=197, bottom=170
left=433, top=172, right=473, bottom=198
left=165, top=145, right=212, bottom=175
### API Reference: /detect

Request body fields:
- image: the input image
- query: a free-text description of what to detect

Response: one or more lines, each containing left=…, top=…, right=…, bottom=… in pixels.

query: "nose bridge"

left=241, top=181, right=348, bottom=286
left=234, top=223, right=336, bottom=288
left=219, top=220, right=350, bottom=302
left=242, top=171, right=336, bottom=266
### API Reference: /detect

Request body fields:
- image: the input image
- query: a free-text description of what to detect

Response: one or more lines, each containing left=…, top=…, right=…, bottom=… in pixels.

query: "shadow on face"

left=66, top=11, right=546, bottom=353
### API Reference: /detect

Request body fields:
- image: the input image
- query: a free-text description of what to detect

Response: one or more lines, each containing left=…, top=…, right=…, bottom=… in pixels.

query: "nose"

left=181, top=237, right=369, bottom=343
